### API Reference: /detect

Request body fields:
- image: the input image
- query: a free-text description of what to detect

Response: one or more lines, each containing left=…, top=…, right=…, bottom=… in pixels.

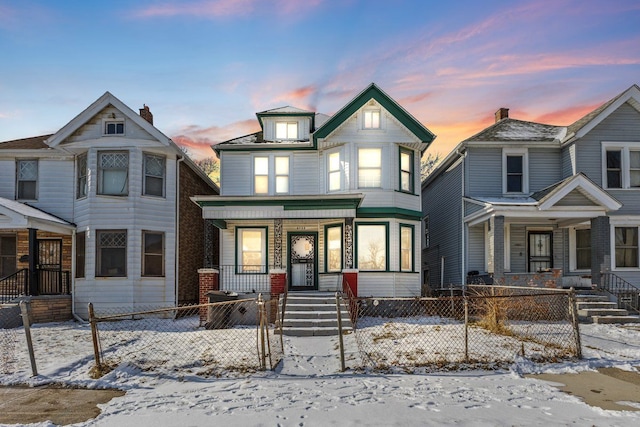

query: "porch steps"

left=282, top=293, right=352, bottom=337
left=575, top=294, right=640, bottom=324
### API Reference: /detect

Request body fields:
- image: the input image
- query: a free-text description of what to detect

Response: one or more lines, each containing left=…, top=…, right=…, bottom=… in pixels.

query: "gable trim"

left=537, top=173, right=622, bottom=211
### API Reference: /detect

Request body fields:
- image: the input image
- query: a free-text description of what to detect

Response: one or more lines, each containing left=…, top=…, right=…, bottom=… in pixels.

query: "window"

left=276, top=121, right=298, bottom=139
left=254, top=157, right=269, bottom=194
left=602, top=144, right=640, bottom=189
left=575, top=228, right=591, bottom=270
left=75, top=231, right=85, bottom=278
left=96, top=230, right=127, bottom=277
left=328, top=151, right=341, bottom=192
left=325, top=225, right=342, bottom=272
left=502, top=148, right=528, bottom=194
left=142, top=231, right=164, bottom=277
left=424, top=216, right=430, bottom=249
left=356, top=223, right=388, bottom=271
left=358, top=148, right=382, bottom=188
left=237, top=227, right=267, bottom=273
left=400, top=224, right=414, bottom=272
left=399, top=148, right=414, bottom=193
left=98, top=151, right=128, bottom=196
left=363, top=110, right=380, bottom=129
left=16, top=159, right=38, bottom=200
left=143, top=154, right=165, bottom=197
left=253, top=155, right=290, bottom=195
left=0, top=235, right=16, bottom=277
left=615, top=227, right=638, bottom=268
left=606, top=150, right=622, bottom=188
left=275, top=156, right=289, bottom=194
left=104, top=121, right=124, bottom=135
left=76, top=154, right=87, bottom=199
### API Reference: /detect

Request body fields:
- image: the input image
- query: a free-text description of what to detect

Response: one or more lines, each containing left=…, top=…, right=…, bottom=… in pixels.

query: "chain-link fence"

left=89, top=295, right=284, bottom=378
left=342, top=284, right=581, bottom=371
left=0, top=305, right=21, bottom=374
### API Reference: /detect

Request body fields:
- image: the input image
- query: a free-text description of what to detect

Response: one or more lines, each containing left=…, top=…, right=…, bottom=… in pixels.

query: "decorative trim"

left=274, top=218, right=283, bottom=268
left=345, top=218, right=354, bottom=269
left=357, top=207, right=422, bottom=221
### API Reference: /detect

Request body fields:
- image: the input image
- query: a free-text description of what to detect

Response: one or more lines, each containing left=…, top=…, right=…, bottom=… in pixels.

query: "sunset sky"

left=1, top=0, right=639, bottom=160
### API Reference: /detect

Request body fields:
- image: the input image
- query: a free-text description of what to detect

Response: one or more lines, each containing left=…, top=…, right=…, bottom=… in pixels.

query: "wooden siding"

left=0, top=160, right=15, bottom=199
left=422, top=161, right=462, bottom=286
left=555, top=189, right=598, bottom=206
left=529, top=148, right=562, bottom=191
left=219, top=153, right=251, bottom=196
left=467, top=224, right=485, bottom=273
left=561, top=144, right=576, bottom=178
left=292, top=151, right=319, bottom=194
left=65, top=106, right=155, bottom=143
left=466, top=147, right=502, bottom=197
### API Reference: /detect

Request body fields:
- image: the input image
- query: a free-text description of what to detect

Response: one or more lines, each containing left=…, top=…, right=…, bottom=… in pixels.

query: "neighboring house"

left=422, top=84, right=640, bottom=292
left=193, top=83, right=435, bottom=297
left=0, top=92, right=218, bottom=319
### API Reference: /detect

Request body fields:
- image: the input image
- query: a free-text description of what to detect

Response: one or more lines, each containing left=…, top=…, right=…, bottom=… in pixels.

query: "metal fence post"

left=567, top=288, right=583, bottom=359
left=88, top=303, right=102, bottom=370
left=463, top=296, right=469, bottom=363
left=258, top=294, right=267, bottom=370
left=336, top=292, right=346, bottom=372
left=19, top=301, right=37, bottom=377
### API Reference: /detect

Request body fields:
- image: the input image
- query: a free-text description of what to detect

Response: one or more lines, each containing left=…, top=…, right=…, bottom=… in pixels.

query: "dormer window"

left=105, top=121, right=124, bottom=135
left=276, top=121, right=298, bottom=140
left=363, top=109, right=380, bottom=129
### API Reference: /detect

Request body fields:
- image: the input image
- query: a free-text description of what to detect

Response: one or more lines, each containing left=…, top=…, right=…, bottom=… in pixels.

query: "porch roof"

left=464, top=173, right=621, bottom=227
left=0, top=198, right=75, bottom=234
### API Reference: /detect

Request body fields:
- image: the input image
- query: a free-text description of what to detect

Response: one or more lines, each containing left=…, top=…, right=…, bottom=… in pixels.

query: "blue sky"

left=1, top=0, right=639, bottom=159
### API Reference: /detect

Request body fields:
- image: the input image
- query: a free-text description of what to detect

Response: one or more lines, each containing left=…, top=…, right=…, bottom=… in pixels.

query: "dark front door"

left=37, top=239, right=63, bottom=294
left=528, top=231, right=553, bottom=272
left=288, top=233, right=317, bottom=291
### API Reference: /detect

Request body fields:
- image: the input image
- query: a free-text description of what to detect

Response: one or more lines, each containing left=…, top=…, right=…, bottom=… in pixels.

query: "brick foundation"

left=270, top=269, right=287, bottom=299
left=342, top=269, right=358, bottom=297
left=21, top=295, right=73, bottom=324
left=198, top=268, right=219, bottom=322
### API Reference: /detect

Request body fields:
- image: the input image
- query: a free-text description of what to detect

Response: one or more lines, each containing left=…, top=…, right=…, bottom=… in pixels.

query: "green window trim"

left=399, top=147, right=414, bottom=194
left=399, top=223, right=415, bottom=272
left=324, top=223, right=343, bottom=273
left=355, top=222, right=389, bottom=272
left=235, top=226, right=269, bottom=274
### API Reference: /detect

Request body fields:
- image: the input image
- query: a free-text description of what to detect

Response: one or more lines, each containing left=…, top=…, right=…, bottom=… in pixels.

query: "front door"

left=528, top=231, right=553, bottom=272
left=288, top=233, right=317, bottom=291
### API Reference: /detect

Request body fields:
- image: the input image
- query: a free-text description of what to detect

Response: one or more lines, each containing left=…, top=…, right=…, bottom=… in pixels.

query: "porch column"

left=28, top=228, right=39, bottom=296
left=344, top=218, right=354, bottom=269
left=274, top=218, right=283, bottom=269
left=493, top=216, right=505, bottom=284
left=203, top=219, right=216, bottom=268
left=590, top=216, right=611, bottom=286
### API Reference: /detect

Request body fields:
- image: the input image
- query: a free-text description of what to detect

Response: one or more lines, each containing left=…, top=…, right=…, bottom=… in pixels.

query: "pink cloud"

left=172, top=119, right=260, bottom=159
left=132, top=0, right=324, bottom=19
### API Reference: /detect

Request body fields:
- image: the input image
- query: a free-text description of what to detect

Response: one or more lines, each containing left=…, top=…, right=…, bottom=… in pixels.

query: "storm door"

left=528, top=231, right=553, bottom=272
left=37, top=239, right=63, bottom=294
left=288, top=233, right=317, bottom=291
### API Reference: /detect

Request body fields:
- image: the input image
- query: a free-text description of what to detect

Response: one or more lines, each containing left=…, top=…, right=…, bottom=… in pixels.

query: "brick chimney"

left=139, top=104, right=153, bottom=125
left=495, top=107, right=509, bottom=123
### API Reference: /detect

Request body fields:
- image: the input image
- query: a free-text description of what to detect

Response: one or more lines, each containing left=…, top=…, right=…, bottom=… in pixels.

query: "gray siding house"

left=422, top=85, right=640, bottom=291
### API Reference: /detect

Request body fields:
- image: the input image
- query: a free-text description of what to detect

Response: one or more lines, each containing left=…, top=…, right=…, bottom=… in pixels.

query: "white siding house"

left=193, top=84, right=435, bottom=297
left=0, top=92, right=218, bottom=319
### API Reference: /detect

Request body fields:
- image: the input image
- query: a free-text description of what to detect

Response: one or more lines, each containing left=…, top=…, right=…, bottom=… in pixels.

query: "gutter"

left=458, top=149, right=467, bottom=289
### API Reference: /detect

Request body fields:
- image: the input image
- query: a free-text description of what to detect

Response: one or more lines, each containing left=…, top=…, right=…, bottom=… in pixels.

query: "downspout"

left=175, top=155, right=185, bottom=307
left=457, top=150, right=467, bottom=289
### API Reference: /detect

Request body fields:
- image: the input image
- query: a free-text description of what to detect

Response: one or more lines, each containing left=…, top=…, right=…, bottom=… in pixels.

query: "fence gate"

left=37, top=239, right=62, bottom=295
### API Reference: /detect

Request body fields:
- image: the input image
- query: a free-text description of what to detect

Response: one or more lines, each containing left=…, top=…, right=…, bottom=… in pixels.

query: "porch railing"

left=218, top=265, right=274, bottom=294
left=0, top=268, right=71, bottom=303
left=0, top=269, right=29, bottom=304
left=600, top=272, right=640, bottom=314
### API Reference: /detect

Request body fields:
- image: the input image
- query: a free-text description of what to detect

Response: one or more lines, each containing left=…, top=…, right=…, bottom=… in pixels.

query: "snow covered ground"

left=1, top=321, right=640, bottom=426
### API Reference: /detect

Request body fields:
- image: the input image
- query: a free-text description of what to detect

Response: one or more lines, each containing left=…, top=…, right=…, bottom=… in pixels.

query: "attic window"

left=105, top=121, right=124, bottom=135
left=363, top=110, right=380, bottom=129
left=276, top=122, right=298, bottom=139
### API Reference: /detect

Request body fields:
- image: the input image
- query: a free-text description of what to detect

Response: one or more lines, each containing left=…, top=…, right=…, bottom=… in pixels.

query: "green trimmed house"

left=192, top=83, right=435, bottom=296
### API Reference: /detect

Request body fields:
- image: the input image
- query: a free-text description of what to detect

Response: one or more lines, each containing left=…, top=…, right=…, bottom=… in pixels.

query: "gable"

left=314, top=83, right=435, bottom=148
left=553, top=189, right=599, bottom=207
left=62, top=105, right=157, bottom=145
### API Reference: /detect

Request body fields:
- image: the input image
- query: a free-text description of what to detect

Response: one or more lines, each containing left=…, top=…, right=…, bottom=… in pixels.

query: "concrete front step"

left=575, top=295, right=610, bottom=303
left=591, top=315, right=640, bottom=324
left=578, top=308, right=629, bottom=317
left=283, top=318, right=352, bottom=328
left=285, top=310, right=350, bottom=319
left=281, top=326, right=352, bottom=337
left=286, top=303, right=338, bottom=311
left=282, top=293, right=351, bottom=337
left=576, top=301, right=618, bottom=310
